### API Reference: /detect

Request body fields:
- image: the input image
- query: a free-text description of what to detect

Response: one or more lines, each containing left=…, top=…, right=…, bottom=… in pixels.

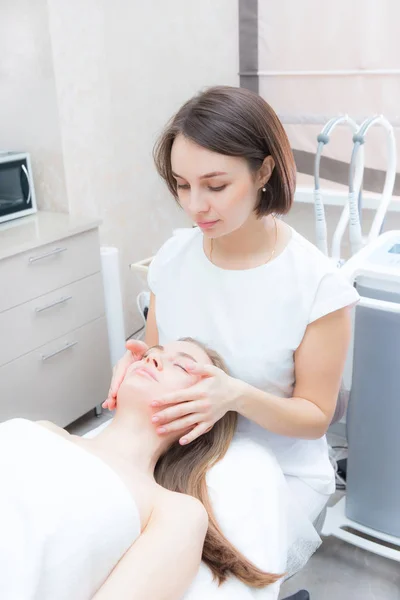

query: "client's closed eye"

left=174, top=363, right=189, bottom=373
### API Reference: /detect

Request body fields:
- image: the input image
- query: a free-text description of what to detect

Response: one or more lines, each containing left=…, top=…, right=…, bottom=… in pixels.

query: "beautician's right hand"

left=102, top=339, right=149, bottom=410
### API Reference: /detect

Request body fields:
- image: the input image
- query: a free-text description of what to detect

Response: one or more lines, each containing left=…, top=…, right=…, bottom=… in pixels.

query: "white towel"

left=0, top=419, right=140, bottom=600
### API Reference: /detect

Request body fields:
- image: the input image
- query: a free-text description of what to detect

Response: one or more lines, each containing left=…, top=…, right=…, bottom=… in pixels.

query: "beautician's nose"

left=188, top=188, right=209, bottom=214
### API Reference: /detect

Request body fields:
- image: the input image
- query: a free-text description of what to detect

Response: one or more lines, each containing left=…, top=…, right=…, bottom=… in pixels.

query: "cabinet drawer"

left=0, top=229, right=101, bottom=312
left=0, top=317, right=111, bottom=427
left=0, top=273, right=105, bottom=367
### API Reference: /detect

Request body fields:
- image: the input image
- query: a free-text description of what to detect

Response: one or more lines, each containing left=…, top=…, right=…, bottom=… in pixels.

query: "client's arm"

left=92, top=492, right=208, bottom=600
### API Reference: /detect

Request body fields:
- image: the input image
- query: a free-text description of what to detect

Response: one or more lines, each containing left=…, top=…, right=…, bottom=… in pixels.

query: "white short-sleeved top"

left=148, top=226, right=359, bottom=494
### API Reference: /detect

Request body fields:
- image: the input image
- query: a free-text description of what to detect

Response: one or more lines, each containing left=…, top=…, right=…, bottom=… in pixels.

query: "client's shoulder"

left=155, top=487, right=208, bottom=530
left=36, top=420, right=71, bottom=440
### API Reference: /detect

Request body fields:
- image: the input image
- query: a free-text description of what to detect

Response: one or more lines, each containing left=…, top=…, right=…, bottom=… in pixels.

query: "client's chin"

left=116, top=371, right=160, bottom=413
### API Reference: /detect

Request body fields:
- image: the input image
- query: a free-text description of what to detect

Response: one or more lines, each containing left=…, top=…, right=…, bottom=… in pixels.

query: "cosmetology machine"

left=313, top=114, right=396, bottom=264
left=316, top=115, right=400, bottom=561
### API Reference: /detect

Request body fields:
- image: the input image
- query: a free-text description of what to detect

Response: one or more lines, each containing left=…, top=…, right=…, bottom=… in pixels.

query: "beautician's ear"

left=257, top=155, right=275, bottom=188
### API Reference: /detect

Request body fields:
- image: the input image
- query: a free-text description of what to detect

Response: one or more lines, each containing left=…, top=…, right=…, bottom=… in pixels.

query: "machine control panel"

left=368, top=236, right=400, bottom=269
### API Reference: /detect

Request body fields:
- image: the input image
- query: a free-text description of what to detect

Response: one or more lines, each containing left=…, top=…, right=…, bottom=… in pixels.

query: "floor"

left=68, top=201, right=400, bottom=600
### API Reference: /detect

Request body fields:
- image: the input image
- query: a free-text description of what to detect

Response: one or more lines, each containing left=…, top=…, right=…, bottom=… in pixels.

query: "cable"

left=328, top=443, right=348, bottom=491
left=126, top=325, right=145, bottom=340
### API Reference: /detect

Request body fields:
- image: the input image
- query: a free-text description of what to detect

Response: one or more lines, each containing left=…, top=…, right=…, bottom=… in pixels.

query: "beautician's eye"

left=208, top=185, right=227, bottom=192
left=177, top=183, right=190, bottom=190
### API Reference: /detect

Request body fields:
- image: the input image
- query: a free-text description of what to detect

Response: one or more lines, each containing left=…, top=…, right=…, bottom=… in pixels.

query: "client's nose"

left=145, top=355, right=162, bottom=370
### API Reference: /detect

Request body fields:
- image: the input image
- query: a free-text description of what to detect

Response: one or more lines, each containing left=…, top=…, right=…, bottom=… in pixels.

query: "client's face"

left=117, top=340, right=212, bottom=408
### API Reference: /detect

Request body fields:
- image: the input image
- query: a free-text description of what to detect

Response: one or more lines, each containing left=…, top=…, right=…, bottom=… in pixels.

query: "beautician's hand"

left=150, top=364, right=242, bottom=445
left=102, top=339, right=148, bottom=410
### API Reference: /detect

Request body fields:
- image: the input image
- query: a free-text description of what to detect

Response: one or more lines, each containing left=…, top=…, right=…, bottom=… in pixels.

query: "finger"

left=110, top=350, right=135, bottom=396
left=125, top=339, right=148, bottom=359
left=102, top=398, right=113, bottom=410
left=186, top=363, right=220, bottom=377
left=152, top=400, right=204, bottom=425
left=151, top=389, right=206, bottom=408
left=179, top=422, right=211, bottom=445
left=111, top=373, right=125, bottom=397
left=156, top=413, right=201, bottom=435
left=110, top=359, right=132, bottom=396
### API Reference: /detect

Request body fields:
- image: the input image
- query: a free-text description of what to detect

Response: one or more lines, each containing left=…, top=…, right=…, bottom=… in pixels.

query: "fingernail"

left=157, top=427, right=166, bottom=434
left=151, top=401, right=160, bottom=407
left=180, top=438, right=188, bottom=445
left=151, top=416, right=159, bottom=423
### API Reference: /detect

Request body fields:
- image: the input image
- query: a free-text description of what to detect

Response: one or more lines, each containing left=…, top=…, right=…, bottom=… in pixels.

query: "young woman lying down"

left=0, top=338, right=287, bottom=600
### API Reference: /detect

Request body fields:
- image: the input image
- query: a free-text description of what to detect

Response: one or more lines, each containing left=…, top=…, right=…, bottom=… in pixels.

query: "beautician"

left=105, top=86, right=359, bottom=576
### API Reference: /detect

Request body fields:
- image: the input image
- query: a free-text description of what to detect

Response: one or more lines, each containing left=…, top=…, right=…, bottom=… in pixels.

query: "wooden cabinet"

left=0, top=212, right=112, bottom=426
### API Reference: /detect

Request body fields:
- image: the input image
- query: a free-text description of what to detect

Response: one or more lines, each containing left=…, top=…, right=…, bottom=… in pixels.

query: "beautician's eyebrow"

left=172, top=171, right=227, bottom=180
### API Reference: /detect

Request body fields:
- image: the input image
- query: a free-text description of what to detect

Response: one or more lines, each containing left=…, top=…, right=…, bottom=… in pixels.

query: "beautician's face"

left=121, top=340, right=212, bottom=400
left=170, top=134, right=261, bottom=239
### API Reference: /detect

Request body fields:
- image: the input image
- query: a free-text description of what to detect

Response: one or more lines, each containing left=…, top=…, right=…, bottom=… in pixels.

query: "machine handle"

left=41, top=341, right=78, bottom=362
left=35, top=295, right=72, bottom=313
left=29, top=247, right=67, bottom=264
left=358, top=295, right=400, bottom=314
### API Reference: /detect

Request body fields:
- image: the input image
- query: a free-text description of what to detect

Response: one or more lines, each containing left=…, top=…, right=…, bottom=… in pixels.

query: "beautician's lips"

left=197, top=220, right=220, bottom=230
left=134, top=366, right=158, bottom=381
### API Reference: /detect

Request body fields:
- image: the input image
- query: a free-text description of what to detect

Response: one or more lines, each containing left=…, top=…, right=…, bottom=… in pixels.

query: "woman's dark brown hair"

left=154, top=85, right=296, bottom=216
left=154, top=337, right=282, bottom=588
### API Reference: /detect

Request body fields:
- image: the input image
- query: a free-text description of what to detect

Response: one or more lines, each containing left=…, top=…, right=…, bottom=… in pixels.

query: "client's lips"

left=134, top=366, right=158, bottom=382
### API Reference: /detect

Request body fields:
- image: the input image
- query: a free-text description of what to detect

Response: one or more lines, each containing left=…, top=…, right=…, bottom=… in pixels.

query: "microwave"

left=0, top=152, right=37, bottom=224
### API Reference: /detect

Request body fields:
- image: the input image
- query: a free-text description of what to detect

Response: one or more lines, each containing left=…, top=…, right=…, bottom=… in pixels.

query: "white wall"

left=258, top=0, right=400, bottom=173
left=1, top=1, right=239, bottom=335
left=0, top=0, right=68, bottom=212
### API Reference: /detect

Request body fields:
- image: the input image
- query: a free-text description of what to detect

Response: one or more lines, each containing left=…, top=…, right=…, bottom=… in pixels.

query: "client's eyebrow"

left=145, top=346, right=197, bottom=363
left=144, top=345, right=164, bottom=357
left=176, top=352, right=197, bottom=363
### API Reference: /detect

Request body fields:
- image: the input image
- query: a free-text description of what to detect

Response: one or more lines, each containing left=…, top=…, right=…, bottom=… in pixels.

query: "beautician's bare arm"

left=92, top=493, right=207, bottom=600
left=145, top=293, right=159, bottom=346
left=235, top=307, right=352, bottom=440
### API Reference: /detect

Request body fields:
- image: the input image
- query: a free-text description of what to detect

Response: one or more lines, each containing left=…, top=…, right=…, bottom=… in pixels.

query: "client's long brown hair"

left=154, top=338, right=282, bottom=588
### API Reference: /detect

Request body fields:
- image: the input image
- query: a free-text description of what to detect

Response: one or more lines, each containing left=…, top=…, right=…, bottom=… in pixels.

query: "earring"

left=262, top=186, right=266, bottom=192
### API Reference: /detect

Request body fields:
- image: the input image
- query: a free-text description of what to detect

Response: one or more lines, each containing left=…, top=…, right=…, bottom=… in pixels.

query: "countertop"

left=0, top=211, right=101, bottom=261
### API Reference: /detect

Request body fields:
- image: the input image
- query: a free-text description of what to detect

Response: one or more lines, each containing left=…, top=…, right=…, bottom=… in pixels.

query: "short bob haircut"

left=153, top=86, right=296, bottom=217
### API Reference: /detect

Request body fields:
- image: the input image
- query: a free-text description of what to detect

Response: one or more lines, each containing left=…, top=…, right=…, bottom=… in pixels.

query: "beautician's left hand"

left=150, top=364, right=242, bottom=445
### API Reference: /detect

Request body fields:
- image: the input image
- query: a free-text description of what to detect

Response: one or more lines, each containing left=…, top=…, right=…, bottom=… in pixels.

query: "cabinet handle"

left=29, top=247, right=67, bottom=264
left=41, top=341, right=78, bottom=362
left=35, top=295, right=72, bottom=313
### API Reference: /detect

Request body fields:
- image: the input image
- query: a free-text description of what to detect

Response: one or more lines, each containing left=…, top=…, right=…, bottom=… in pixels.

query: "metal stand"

left=322, top=497, right=400, bottom=562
